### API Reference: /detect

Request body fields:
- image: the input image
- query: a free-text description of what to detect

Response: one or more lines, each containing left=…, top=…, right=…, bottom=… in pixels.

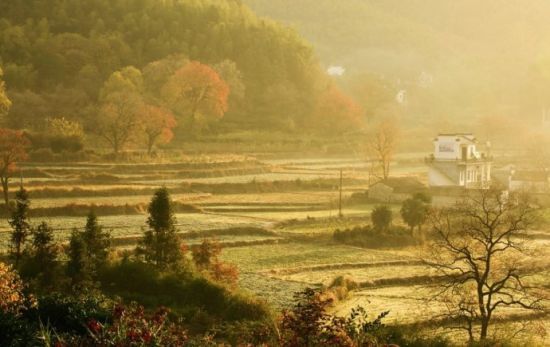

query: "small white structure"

left=427, top=133, right=492, bottom=189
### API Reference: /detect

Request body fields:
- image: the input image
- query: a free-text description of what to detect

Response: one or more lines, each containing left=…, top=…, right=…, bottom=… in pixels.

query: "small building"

left=426, top=133, right=492, bottom=189
left=494, top=167, right=550, bottom=192
left=368, top=177, right=426, bottom=203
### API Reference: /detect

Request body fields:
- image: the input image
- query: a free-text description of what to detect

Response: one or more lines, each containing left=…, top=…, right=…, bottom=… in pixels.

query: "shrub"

left=98, top=260, right=270, bottom=331
left=280, top=288, right=354, bottom=347
left=371, top=205, right=392, bottom=232
left=64, top=303, right=189, bottom=346
left=0, top=262, right=29, bottom=315
left=192, top=239, right=239, bottom=286
left=24, top=294, right=110, bottom=336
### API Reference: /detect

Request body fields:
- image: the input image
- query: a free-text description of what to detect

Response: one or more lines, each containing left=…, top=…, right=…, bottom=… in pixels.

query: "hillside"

left=0, top=0, right=326, bottom=133
left=245, top=0, right=550, bottom=131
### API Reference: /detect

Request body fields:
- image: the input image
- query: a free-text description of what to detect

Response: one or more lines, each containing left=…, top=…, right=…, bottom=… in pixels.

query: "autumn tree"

left=137, top=188, right=182, bottom=269
left=8, top=187, right=31, bottom=267
left=139, top=104, right=177, bottom=155
left=314, top=85, right=364, bottom=134
left=426, top=189, right=547, bottom=343
left=162, top=61, right=229, bottom=131
left=97, top=67, right=144, bottom=155
left=348, top=73, right=395, bottom=124
left=0, top=129, right=30, bottom=205
left=367, top=117, right=399, bottom=180
left=0, top=262, right=27, bottom=315
left=191, top=239, right=239, bottom=285
left=0, top=67, right=11, bottom=119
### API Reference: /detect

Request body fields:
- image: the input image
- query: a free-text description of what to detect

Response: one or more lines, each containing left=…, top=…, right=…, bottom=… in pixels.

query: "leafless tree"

left=367, top=117, right=399, bottom=180
left=425, top=189, right=548, bottom=343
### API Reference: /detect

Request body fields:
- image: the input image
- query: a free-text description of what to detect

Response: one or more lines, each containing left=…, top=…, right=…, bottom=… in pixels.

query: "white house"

left=426, top=133, right=492, bottom=189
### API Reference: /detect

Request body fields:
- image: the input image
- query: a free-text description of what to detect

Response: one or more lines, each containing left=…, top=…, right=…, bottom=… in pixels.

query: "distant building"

left=368, top=177, right=426, bottom=203
left=426, top=133, right=492, bottom=189
left=493, top=166, right=550, bottom=192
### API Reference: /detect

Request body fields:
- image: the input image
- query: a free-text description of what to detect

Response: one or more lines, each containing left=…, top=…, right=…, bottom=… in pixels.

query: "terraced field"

left=1, top=154, right=548, bottom=344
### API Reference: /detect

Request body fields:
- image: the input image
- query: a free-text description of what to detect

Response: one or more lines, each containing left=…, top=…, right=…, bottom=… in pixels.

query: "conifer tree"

left=137, top=188, right=181, bottom=269
left=9, top=186, right=31, bottom=267
left=27, top=222, right=58, bottom=288
left=82, top=211, right=110, bottom=270
left=66, top=229, right=92, bottom=288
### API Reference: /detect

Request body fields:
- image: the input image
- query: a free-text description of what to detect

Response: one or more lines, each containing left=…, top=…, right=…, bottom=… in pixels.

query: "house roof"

left=438, top=133, right=474, bottom=137
left=436, top=133, right=476, bottom=143
left=371, top=177, right=426, bottom=193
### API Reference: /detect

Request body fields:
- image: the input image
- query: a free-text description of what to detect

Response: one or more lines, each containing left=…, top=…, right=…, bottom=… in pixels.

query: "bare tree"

left=367, top=117, right=399, bottom=180
left=425, top=189, right=547, bottom=343
left=97, top=92, right=142, bottom=156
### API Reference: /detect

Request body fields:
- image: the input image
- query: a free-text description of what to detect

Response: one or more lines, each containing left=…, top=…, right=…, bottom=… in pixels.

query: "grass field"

left=1, top=154, right=548, bottom=344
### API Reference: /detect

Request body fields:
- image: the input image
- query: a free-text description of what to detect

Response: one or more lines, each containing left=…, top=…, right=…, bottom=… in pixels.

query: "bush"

left=98, top=260, right=271, bottom=332
left=371, top=206, right=393, bottom=232
left=0, top=311, right=37, bottom=347
left=24, top=294, right=110, bottom=336
left=26, top=132, right=83, bottom=153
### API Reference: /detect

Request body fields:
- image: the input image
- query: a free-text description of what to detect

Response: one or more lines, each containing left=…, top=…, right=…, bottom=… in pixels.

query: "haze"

left=0, top=1, right=548, bottom=346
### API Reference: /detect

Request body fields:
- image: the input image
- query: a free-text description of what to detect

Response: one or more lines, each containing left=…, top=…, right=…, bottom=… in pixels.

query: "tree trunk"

left=1, top=176, right=8, bottom=206
left=480, top=318, right=489, bottom=341
left=113, top=140, right=120, bottom=159
left=147, top=138, right=154, bottom=156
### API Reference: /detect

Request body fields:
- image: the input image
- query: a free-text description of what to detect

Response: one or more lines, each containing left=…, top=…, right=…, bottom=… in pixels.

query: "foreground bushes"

left=98, top=260, right=271, bottom=331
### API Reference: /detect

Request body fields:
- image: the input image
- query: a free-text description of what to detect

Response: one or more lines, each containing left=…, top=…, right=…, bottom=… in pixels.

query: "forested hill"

left=244, top=0, right=550, bottom=128
left=0, top=0, right=329, bottom=132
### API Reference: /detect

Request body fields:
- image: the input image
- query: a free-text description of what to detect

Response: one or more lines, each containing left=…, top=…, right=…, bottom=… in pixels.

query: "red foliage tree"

left=0, top=129, right=29, bottom=205
left=314, top=85, right=364, bottom=135
left=139, top=104, right=177, bottom=155
left=162, top=61, right=229, bottom=130
left=192, top=239, right=238, bottom=286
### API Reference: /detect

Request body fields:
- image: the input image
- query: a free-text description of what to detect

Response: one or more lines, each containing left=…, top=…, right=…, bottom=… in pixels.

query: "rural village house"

left=368, top=177, right=426, bottom=203
left=426, top=133, right=492, bottom=189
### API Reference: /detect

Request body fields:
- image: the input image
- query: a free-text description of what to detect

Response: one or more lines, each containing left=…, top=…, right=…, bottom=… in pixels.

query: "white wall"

left=429, top=167, right=457, bottom=187
left=433, top=135, right=478, bottom=160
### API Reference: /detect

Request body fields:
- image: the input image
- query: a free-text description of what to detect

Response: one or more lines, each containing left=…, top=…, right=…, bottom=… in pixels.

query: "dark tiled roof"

left=372, top=177, right=426, bottom=193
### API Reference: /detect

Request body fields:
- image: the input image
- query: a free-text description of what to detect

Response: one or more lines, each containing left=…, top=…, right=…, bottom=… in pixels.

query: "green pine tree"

left=66, top=229, right=93, bottom=288
left=9, top=186, right=31, bottom=267
left=24, top=222, right=59, bottom=289
left=137, top=187, right=181, bottom=269
left=82, top=211, right=110, bottom=271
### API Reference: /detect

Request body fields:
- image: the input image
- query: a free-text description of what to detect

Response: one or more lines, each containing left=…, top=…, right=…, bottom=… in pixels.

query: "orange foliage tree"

left=0, top=67, right=11, bottom=118
left=139, top=105, right=177, bottom=155
left=0, top=262, right=27, bottom=314
left=0, top=129, right=29, bottom=205
left=314, top=85, right=364, bottom=134
left=162, top=61, right=229, bottom=131
left=191, top=239, right=238, bottom=286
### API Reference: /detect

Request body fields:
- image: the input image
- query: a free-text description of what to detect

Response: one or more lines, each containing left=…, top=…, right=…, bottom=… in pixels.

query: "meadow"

left=1, top=154, right=548, bottom=344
